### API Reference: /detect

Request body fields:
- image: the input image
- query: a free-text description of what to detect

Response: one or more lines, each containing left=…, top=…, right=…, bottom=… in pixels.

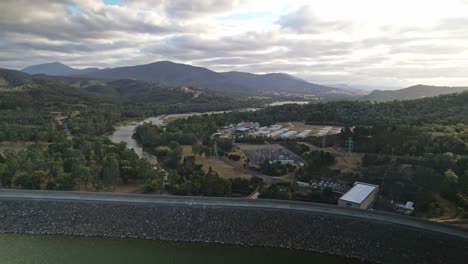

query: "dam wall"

left=0, top=190, right=467, bottom=264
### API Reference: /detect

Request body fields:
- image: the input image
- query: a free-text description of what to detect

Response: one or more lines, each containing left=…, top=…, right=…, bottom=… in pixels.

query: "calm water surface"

left=0, top=234, right=358, bottom=264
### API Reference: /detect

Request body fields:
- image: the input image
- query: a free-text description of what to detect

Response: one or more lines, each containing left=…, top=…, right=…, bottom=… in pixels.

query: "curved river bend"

left=109, top=101, right=309, bottom=163
left=109, top=111, right=239, bottom=164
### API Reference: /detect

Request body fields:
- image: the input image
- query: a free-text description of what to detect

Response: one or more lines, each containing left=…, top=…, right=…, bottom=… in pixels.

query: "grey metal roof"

left=339, top=183, right=377, bottom=204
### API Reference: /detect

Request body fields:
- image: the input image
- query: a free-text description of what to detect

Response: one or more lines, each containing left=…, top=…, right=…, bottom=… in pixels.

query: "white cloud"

left=0, top=0, right=468, bottom=87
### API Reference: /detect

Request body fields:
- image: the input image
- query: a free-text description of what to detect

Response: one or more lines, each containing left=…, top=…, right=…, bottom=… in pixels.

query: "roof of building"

left=339, top=182, right=378, bottom=204
left=405, top=201, right=414, bottom=210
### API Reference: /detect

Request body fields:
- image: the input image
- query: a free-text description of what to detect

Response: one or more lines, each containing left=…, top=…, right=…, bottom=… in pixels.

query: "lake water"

left=0, top=234, right=357, bottom=264
left=268, top=101, right=310, bottom=106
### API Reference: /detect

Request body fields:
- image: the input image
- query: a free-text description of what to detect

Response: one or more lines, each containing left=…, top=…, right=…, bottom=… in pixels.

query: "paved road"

left=0, top=189, right=467, bottom=239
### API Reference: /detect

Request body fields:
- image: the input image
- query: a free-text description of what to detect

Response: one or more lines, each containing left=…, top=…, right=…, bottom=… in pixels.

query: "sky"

left=0, top=0, right=468, bottom=88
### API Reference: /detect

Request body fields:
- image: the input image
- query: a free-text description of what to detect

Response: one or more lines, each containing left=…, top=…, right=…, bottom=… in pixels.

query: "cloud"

left=277, top=5, right=352, bottom=34
left=0, top=0, right=468, bottom=87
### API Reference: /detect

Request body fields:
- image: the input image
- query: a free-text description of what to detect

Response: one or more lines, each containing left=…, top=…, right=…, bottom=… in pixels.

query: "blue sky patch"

left=66, top=4, right=83, bottom=14
left=218, top=12, right=273, bottom=21
left=103, top=0, right=124, bottom=6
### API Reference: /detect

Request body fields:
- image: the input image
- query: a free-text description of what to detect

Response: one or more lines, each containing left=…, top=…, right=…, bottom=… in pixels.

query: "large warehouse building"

left=338, top=182, right=379, bottom=209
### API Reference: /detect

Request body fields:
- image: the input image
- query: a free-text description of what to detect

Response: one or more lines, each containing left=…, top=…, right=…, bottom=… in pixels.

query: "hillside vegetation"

left=361, top=84, right=468, bottom=102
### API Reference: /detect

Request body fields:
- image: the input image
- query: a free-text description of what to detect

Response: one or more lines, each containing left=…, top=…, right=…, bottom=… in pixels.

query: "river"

left=0, top=234, right=357, bottom=264
left=109, top=101, right=309, bottom=163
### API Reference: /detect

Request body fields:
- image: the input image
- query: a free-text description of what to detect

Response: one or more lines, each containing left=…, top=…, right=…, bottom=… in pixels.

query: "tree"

left=142, top=168, right=166, bottom=193
left=164, top=143, right=183, bottom=169
left=136, top=159, right=153, bottom=180
left=0, top=163, right=10, bottom=187
left=14, top=170, right=45, bottom=189
left=73, top=165, right=91, bottom=188
left=202, top=167, right=231, bottom=196
left=102, top=155, right=119, bottom=188
left=444, top=169, right=459, bottom=184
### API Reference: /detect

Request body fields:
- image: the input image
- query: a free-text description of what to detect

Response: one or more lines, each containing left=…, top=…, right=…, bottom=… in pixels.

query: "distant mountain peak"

left=22, top=62, right=99, bottom=76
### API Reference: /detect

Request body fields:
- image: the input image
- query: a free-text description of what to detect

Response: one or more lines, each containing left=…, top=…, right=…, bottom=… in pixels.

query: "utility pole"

left=346, top=137, right=353, bottom=155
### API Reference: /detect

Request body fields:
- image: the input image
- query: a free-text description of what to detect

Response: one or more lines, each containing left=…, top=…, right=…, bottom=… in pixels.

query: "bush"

left=228, top=154, right=241, bottom=161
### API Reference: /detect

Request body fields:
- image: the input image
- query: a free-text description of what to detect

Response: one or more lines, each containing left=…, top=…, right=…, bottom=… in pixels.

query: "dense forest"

left=0, top=69, right=263, bottom=195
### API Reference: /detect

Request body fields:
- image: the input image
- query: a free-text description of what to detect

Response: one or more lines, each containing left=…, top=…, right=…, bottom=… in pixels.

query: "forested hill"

left=240, top=91, right=468, bottom=126
left=360, top=84, right=468, bottom=102
left=0, top=68, right=258, bottom=107
left=0, top=68, right=34, bottom=87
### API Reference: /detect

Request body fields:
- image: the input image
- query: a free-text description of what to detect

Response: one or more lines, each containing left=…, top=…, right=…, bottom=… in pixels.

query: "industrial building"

left=316, top=126, right=332, bottom=137
left=223, top=121, right=340, bottom=139
left=296, top=130, right=312, bottom=139
left=267, top=128, right=289, bottom=138
left=238, top=144, right=305, bottom=166
left=234, top=127, right=249, bottom=135
left=338, top=182, right=379, bottom=209
left=280, top=131, right=298, bottom=139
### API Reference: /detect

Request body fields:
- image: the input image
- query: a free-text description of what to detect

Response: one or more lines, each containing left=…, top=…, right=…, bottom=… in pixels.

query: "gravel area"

left=0, top=199, right=467, bottom=264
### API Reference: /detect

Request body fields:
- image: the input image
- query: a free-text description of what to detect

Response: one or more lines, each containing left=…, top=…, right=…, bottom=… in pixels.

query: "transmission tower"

left=214, top=140, right=219, bottom=159
left=346, top=137, right=353, bottom=155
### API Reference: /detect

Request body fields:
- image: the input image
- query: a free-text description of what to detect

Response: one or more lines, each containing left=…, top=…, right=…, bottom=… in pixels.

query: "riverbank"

left=0, top=191, right=467, bottom=263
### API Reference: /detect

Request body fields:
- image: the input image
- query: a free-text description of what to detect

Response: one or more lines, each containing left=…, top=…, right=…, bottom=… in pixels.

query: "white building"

left=338, top=182, right=379, bottom=209
left=267, top=128, right=289, bottom=138
left=296, top=130, right=312, bottom=139
left=280, top=131, right=298, bottom=139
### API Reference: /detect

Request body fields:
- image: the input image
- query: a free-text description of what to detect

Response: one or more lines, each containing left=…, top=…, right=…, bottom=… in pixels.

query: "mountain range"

left=20, top=61, right=358, bottom=97
left=22, top=62, right=99, bottom=76
left=17, top=61, right=468, bottom=102
left=360, top=84, right=468, bottom=102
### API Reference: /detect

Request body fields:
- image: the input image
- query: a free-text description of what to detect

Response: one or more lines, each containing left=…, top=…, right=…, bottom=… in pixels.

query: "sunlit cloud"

left=0, top=0, right=467, bottom=87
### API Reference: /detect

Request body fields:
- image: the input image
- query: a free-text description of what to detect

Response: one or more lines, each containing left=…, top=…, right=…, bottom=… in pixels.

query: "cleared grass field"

left=199, top=158, right=252, bottom=179
left=330, top=154, right=363, bottom=174
left=181, top=146, right=251, bottom=179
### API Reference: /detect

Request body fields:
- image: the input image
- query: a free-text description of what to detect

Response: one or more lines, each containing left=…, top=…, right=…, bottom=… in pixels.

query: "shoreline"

left=0, top=190, right=467, bottom=263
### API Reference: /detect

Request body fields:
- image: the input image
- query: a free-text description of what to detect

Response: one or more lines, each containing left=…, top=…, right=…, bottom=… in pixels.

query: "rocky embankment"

left=0, top=199, right=467, bottom=264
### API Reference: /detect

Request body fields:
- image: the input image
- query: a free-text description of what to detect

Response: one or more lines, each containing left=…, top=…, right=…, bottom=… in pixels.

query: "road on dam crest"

left=0, top=189, right=467, bottom=240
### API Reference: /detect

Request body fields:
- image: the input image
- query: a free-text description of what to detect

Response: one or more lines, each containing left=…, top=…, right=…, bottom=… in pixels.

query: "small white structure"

left=404, top=201, right=414, bottom=211
left=338, top=182, right=379, bottom=209
left=280, top=131, right=298, bottom=139
left=396, top=201, right=415, bottom=215
left=296, top=130, right=312, bottom=139
left=296, top=181, right=310, bottom=188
